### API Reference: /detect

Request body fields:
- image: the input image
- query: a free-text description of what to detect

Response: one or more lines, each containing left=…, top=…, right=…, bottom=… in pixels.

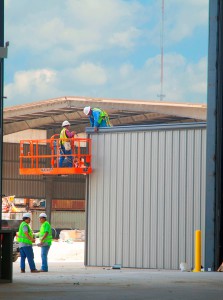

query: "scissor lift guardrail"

left=19, top=135, right=92, bottom=175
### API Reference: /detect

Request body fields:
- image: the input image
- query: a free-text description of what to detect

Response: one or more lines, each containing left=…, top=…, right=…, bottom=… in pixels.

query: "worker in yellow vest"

left=17, top=213, right=39, bottom=273
left=59, top=120, right=75, bottom=167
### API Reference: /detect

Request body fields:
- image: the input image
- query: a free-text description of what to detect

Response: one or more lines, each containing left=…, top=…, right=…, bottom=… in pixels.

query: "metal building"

left=1, top=97, right=206, bottom=223
left=85, top=123, right=206, bottom=270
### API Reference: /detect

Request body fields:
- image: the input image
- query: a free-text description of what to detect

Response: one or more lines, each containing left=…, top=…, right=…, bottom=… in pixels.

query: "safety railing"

left=19, top=135, right=92, bottom=175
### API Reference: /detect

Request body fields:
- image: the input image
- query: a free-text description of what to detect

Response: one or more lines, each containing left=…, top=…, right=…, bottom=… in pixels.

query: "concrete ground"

left=1, top=242, right=223, bottom=300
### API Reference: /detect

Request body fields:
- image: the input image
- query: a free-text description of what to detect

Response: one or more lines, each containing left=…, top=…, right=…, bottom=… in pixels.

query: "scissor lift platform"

left=19, top=135, right=92, bottom=175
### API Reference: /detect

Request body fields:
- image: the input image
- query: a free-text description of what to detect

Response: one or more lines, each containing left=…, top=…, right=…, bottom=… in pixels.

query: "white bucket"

left=180, top=262, right=188, bottom=271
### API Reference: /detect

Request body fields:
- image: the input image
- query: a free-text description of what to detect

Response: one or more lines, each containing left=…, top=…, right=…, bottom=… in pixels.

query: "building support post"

left=45, top=177, right=53, bottom=224
left=205, top=0, right=223, bottom=270
left=0, top=0, right=4, bottom=231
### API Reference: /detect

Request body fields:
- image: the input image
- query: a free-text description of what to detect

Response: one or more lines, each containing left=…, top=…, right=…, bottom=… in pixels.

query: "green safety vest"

left=17, top=221, right=33, bottom=245
left=39, top=221, right=52, bottom=245
left=92, top=108, right=111, bottom=126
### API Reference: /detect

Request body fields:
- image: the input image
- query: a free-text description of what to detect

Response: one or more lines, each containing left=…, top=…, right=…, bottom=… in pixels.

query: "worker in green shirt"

left=36, top=212, right=52, bottom=272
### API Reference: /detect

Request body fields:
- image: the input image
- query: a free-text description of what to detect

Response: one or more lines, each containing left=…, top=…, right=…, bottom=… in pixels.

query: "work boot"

left=21, top=269, right=25, bottom=273
left=31, top=269, right=40, bottom=273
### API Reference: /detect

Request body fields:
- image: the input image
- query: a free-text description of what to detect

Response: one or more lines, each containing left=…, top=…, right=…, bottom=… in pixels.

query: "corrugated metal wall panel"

left=87, top=134, right=98, bottom=265
left=86, top=124, right=206, bottom=270
left=143, top=132, right=152, bottom=267
left=52, top=179, right=85, bottom=199
left=116, top=133, right=125, bottom=265
left=150, top=131, right=158, bottom=268
left=178, top=130, right=187, bottom=264
left=122, top=133, right=131, bottom=267
left=136, top=132, right=145, bottom=268
left=31, top=211, right=85, bottom=231
left=102, top=134, right=111, bottom=266
left=3, top=177, right=45, bottom=198
left=201, top=129, right=206, bottom=265
left=129, top=132, right=136, bottom=267
left=171, top=130, right=180, bottom=269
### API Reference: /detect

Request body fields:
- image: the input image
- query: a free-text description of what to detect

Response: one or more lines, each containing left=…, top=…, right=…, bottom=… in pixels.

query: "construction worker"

left=17, top=212, right=39, bottom=273
left=36, top=212, right=52, bottom=272
left=83, top=106, right=111, bottom=132
left=59, top=120, right=75, bottom=167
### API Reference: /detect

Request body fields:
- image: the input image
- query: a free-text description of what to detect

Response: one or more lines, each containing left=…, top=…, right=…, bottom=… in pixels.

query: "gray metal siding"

left=86, top=124, right=206, bottom=269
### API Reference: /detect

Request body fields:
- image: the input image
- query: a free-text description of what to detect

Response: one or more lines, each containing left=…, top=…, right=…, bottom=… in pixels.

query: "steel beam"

left=205, top=0, right=223, bottom=271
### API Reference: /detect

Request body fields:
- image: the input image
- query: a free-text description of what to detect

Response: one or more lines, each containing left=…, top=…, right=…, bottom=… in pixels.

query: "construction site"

left=1, top=1, right=223, bottom=300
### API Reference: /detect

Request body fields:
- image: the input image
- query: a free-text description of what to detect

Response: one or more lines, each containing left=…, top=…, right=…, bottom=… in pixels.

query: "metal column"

left=0, top=0, right=13, bottom=283
left=45, top=177, right=53, bottom=224
left=205, top=0, right=223, bottom=270
left=0, top=0, right=4, bottom=231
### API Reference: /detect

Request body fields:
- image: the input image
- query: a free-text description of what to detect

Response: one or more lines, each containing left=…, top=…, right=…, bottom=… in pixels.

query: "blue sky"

left=4, top=0, right=209, bottom=107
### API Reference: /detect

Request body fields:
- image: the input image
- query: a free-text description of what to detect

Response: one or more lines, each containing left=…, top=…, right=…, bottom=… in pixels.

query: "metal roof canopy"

left=3, top=96, right=207, bottom=135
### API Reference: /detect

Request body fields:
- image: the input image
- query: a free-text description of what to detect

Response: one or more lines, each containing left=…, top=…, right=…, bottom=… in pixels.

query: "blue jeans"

left=20, top=246, right=36, bottom=271
left=41, top=245, right=50, bottom=271
left=59, top=145, right=72, bottom=167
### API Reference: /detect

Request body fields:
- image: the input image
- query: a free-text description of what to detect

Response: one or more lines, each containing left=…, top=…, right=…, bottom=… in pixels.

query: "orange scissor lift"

left=19, top=135, right=92, bottom=175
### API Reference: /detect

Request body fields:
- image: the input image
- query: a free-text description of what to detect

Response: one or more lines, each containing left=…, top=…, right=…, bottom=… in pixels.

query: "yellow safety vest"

left=60, top=128, right=67, bottom=145
left=92, top=108, right=111, bottom=126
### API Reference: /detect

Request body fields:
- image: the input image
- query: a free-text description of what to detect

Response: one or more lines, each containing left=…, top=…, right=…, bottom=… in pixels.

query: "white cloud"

left=109, top=53, right=207, bottom=103
left=5, top=69, right=58, bottom=105
left=5, top=0, right=146, bottom=56
left=147, top=0, right=208, bottom=47
left=186, top=57, right=207, bottom=95
left=119, top=64, right=134, bottom=78
left=153, top=54, right=207, bottom=102
left=165, top=0, right=209, bottom=44
left=5, top=52, right=207, bottom=106
left=4, top=1, right=208, bottom=106
left=72, top=63, right=107, bottom=85
left=109, top=27, right=141, bottom=49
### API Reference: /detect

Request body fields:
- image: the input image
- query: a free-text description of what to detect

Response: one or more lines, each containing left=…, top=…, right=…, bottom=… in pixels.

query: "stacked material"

left=59, top=230, right=85, bottom=242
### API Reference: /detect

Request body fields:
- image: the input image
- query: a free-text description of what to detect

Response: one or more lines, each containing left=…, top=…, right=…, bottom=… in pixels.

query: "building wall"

left=3, top=129, right=47, bottom=144
left=32, top=211, right=85, bottom=231
left=86, top=123, right=206, bottom=270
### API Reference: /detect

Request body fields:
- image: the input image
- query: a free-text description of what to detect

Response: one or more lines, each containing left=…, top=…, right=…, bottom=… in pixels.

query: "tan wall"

left=31, top=210, right=85, bottom=231
left=3, top=129, right=47, bottom=143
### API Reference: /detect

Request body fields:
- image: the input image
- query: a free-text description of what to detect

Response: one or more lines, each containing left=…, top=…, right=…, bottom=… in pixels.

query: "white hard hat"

left=39, top=213, right=47, bottom=218
left=23, top=213, right=31, bottom=219
left=62, top=120, right=71, bottom=127
left=83, top=106, right=91, bottom=115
